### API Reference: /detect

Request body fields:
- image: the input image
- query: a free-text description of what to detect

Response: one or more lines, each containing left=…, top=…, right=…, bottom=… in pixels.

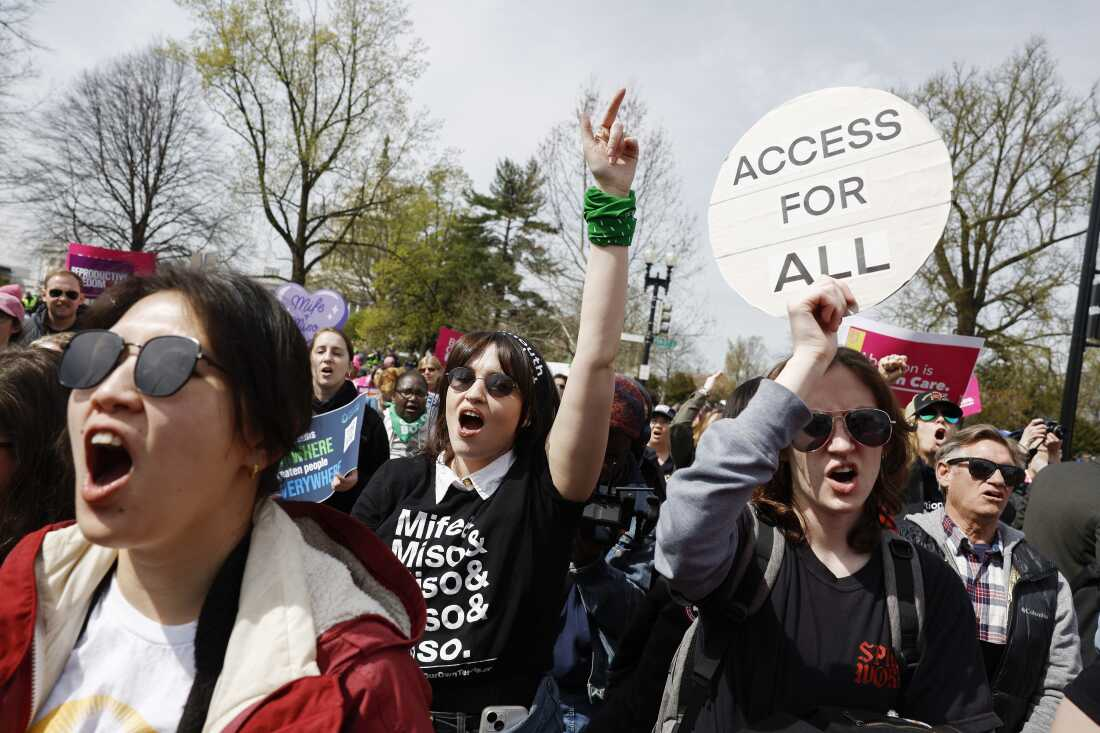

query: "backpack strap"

left=882, top=533, right=925, bottom=687
left=673, top=509, right=786, bottom=732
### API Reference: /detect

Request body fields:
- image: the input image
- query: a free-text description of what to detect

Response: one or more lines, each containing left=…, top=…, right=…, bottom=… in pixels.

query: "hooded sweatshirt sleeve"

left=655, top=379, right=810, bottom=601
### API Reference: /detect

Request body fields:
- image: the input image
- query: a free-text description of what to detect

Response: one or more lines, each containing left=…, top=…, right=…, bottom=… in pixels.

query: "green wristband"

left=584, top=187, right=636, bottom=246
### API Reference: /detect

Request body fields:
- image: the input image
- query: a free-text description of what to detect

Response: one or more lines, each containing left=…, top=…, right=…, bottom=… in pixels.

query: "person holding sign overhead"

left=309, top=326, right=389, bottom=513
left=654, top=278, right=999, bottom=731
left=0, top=267, right=431, bottom=732
left=353, top=88, right=636, bottom=733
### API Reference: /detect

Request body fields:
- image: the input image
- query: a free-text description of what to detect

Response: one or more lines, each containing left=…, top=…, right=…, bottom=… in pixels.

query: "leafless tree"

left=17, top=45, right=241, bottom=259
left=0, top=0, right=40, bottom=157
left=184, top=0, right=429, bottom=283
left=882, top=38, right=1100, bottom=356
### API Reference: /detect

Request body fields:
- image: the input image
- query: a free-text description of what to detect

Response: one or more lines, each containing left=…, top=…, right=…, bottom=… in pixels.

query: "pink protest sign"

left=959, top=374, right=982, bottom=417
left=839, top=316, right=983, bottom=407
left=65, top=243, right=157, bottom=300
left=434, top=327, right=464, bottom=365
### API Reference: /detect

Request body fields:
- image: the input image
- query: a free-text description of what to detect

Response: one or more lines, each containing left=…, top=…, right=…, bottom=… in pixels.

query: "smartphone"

left=478, top=705, right=528, bottom=733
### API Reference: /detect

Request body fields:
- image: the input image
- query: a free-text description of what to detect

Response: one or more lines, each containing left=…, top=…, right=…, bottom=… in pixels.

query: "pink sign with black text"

left=840, top=316, right=983, bottom=408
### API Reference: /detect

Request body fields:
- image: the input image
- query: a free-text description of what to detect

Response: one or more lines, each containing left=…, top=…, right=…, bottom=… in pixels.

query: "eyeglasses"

left=793, top=408, right=895, bottom=452
left=945, top=457, right=1027, bottom=489
left=917, top=409, right=961, bottom=425
left=445, top=366, right=517, bottom=398
left=60, top=329, right=225, bottom=398
left=419, top=366, right=439, bottom=373
left=396, top=388, right=427, bottom=399
left=48, top=289, right=80, bottom=300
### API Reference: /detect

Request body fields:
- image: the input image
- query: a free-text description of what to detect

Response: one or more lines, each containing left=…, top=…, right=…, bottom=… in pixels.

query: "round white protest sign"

left=708, top=87, right=952, bottom=317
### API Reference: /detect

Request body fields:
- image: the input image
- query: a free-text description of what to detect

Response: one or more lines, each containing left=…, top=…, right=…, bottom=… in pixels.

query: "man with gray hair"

left=899, top=424, right=1081, bottom=733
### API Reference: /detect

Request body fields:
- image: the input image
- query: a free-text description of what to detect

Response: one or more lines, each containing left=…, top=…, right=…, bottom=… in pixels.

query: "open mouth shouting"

left=83, top=428, right=134, bottom=504
left=825, top=463, right=860, bottom=496
left=934, top=427, right=947, bottom=442
left=457, top=408, right=485, bottom=438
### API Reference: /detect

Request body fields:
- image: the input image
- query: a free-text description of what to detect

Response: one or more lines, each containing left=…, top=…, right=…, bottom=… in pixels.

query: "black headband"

left=497, top=331, right=546, bottom=385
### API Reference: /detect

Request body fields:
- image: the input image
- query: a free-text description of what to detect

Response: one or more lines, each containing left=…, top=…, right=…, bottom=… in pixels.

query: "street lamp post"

left=639, top=248, right=676, bottom=385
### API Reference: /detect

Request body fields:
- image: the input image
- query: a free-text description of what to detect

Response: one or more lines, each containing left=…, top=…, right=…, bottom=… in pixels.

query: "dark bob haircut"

left=427, top=331, right=559, bottom=463
left=753, top=347, right=913, bottom=553
left=0, top=347, right=75, bottom=561
left=82, top=266, right=312, bottom=495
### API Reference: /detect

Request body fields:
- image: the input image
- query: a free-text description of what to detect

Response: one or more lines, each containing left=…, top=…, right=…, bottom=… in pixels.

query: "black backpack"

left=654, top=509, right=926, bottom=733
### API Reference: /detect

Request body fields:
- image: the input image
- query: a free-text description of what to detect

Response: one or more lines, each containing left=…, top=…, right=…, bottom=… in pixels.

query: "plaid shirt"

left=942, top=514, right=1009, bottom=644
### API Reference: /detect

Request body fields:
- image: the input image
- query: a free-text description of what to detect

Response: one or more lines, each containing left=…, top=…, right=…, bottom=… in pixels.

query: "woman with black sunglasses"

left=654, top=278, right=999, bottom=730
left=353, top=88, right=636, bottom=732
left=0, top=267, right=432, bottom=732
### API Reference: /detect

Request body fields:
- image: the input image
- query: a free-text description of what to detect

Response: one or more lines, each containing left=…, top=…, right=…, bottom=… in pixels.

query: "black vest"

left=898, top=521, right=1059, bottom=733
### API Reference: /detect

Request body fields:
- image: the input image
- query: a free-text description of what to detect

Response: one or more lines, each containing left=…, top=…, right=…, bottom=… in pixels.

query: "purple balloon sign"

left=275, top=284, right=349, bottom=342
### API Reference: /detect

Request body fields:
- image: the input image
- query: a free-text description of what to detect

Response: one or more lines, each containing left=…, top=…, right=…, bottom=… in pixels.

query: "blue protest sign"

left=278, top=392, right=367, bottom=503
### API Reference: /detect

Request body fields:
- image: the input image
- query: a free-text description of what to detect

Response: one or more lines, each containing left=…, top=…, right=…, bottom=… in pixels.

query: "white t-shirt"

left=31, top=574, right=197, bottom=733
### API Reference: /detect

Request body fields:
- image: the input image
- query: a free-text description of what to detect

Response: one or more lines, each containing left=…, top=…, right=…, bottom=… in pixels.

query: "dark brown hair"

left=753, top=347, right=913, bottom=553
left=81, top=266, right=312, bottom=495
left=426, top=331, right=559, bottom=462
left=0, top=347, right=75, bottom=560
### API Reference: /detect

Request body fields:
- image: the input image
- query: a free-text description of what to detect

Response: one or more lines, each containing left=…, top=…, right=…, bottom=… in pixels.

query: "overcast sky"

left=5, top=0, right=1099, bottom=368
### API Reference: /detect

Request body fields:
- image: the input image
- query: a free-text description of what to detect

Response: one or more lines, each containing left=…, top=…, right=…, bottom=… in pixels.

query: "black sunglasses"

left=48, top=288, right=80, bottom=300
left=60, top=329, right=225, bottom=397
left=793, top=408, right=895, bottom=453
left=445, top=366, right=517, bottom=398
left=945, top=457, right=1027, bottom=489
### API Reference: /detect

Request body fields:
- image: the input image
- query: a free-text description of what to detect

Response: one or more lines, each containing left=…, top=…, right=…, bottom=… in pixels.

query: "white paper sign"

left=708, top=87, right=952, bottom=317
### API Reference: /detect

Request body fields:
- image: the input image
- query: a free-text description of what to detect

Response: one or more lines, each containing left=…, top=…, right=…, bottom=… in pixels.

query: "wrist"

left=774, top=352, right=827, bottom=401
left=594, top=181, right=629, bottom=198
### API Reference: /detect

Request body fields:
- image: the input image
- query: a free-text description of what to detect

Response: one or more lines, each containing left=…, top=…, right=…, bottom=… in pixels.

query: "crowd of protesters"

left=4, top=89, right=1100, bottom=733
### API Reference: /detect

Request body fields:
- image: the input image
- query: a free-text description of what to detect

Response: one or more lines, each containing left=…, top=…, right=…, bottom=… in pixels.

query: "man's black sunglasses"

left=445, top=366, right=517, bottom=398
left=60, top=329, right=225, bottom=397
left=793, top=408, right=895, bottom=452
left=945, top=457, right=1027, bottom=489
left=48, top=288, right=80, bottom=300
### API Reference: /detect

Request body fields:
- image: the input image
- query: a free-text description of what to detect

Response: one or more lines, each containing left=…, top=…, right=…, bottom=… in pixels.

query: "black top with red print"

left=692, top=539, right=1000, bottom=732
left=352, top=450, right=584, bottom=715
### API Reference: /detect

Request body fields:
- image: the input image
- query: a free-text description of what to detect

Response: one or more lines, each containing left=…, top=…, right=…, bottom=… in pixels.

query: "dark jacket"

left=314, top=380, right=389, bottom=514
left=900, top=509, right=1081, bottom=733
left=17, top=303, right=86, bottom=344
left=1023, top=461, right=1100, bottom=587
left=668, top=392, right=707, bottom=469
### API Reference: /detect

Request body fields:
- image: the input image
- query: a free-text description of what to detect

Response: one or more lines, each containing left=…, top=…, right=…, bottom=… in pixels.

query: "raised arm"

left=547, top=88, right=636, bottom=502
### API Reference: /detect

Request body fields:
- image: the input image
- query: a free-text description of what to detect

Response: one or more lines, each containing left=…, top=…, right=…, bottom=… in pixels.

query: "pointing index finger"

left=600, top=88, right=627, bottom=130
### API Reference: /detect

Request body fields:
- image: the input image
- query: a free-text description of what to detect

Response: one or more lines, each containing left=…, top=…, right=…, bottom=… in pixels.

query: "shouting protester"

left=0, top=267, right=432, bottom=732
left=655, top=278, right=998, bottom=730
left=896, top=390, right=963, bottom=518
left=310, top=327, right=390, bottom=514
left=900, top=425, right=1082, bottom=733
left=19, top=269, right=85, bottom=344
left=648, top=403, right=675, bottom=477
left=385, top=370, right=431, bottom=459
left=353, top=88, right=636, bottom=733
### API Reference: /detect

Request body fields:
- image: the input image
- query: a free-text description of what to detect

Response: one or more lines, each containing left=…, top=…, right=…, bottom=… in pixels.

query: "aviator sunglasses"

left=445, top=366, right=518, bottom=398
left=945, top=457, right=1027, bottom=489
left=60, top=329, right=225, bottom=397
left=793, top=408, right=895, bottom=453
left=48, top=288, right=80, bottom=300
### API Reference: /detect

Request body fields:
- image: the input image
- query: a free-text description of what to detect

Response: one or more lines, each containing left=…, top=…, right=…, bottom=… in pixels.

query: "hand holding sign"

left=580, top=88, right=638, bottom=197
left=775, top=277, right=858, bottom=401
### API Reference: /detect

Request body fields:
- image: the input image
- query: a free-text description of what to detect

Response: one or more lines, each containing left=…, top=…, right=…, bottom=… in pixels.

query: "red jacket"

left=0, top=499, right=432, bottom=732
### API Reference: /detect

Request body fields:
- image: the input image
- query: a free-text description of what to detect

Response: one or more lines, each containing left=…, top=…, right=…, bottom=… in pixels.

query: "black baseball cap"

left=909, top=391, right=963, bottom=420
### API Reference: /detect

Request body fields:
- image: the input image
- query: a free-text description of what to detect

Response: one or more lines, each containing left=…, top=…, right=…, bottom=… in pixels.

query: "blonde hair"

left=692, top=410, right=722, bottom=447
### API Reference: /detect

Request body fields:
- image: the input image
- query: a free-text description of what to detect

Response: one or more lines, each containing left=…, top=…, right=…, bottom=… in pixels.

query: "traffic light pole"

left=639, top=261, right=673, bottom=385
left=1060, top=151, right=1100, bottom=460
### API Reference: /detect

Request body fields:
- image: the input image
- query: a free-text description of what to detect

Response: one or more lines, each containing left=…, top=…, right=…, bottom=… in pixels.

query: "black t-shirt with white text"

left=694, top=538, right=1000, bottom=732
left=352, top=451, right=584, bottom=714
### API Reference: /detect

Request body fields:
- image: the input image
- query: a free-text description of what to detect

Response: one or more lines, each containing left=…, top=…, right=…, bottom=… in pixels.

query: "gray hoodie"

left=904, top=508, right=1082, bottom=733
